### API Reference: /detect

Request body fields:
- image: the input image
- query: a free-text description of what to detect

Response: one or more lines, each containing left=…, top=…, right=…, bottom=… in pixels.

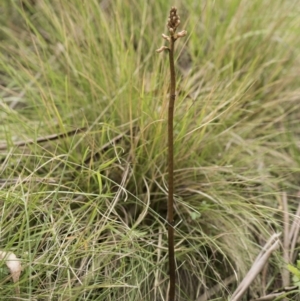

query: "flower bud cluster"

left=156, top=6, right=187, bottom=53
left=167, top=7, right=180, bottom=34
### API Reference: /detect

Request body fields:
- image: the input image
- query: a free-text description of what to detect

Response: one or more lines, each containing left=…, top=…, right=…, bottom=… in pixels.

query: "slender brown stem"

left=156, top=8, right=186, bottom=300
left=168, top=35, right=176, bottom=301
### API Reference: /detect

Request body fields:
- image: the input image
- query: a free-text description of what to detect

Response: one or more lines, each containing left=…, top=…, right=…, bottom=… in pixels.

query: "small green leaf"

left=292, top=274, right=300, bottom=289
left=190, top=211, right=201, bottom=220
left=287, top=264, right=300, bottom=278
left=297, top=260, right=300, bottom=270
left=288, top=264, right=300, bottom=289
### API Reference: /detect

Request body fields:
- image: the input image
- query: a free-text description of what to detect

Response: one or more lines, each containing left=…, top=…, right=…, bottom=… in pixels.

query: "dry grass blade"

left=281, top=192, right=290, bottom=289
left=289, top=193, right=300, bottom=262
left=197, top=275, right=236, bottom=301
left=231, top=233, right=281, bottom=301
left=83, top=128, right=135, bottom=165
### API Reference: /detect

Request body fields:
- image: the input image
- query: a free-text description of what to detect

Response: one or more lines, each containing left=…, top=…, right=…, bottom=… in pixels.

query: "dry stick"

left=251, top=290, right=293, bottom=301
left=251, top=285, right=298, bottom=301
left=0, top=126, right=131, bottom=160
left=0, top=127, right=86, bottom=150
left=157, top=7, right=187, bottom=301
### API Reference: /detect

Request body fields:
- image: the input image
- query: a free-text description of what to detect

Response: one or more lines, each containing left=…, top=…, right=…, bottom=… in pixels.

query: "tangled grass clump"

left=1, top=0, right=300, bottom=300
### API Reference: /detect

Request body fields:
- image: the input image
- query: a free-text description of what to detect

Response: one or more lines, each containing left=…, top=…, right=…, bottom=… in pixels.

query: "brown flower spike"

left=156, top=7, right=187, bottom=52
left=156, top=6, right=186, bottom=301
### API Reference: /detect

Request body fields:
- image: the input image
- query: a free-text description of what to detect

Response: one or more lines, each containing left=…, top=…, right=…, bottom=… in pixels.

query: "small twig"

left=0, top=127, right=86, bottom=150
left=251, top=286, right=298, bottom=301
left=251, top=291, right=287, bottom=301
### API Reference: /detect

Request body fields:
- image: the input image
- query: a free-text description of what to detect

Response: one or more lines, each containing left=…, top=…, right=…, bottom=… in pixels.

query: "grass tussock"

left=1, top=0, right=300, bottom=300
